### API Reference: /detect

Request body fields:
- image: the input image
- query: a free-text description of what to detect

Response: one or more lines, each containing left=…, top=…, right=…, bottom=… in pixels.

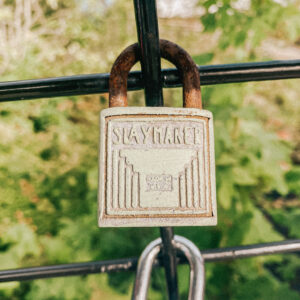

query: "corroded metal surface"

left=159, top=39, right=202, bottom=108
left=109, top=39, right=202, bottom=108
left=109, top=44, right=140, bottom=107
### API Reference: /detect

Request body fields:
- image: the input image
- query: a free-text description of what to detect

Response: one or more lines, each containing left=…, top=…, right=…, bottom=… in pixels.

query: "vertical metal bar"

left=133, top=0, right=163, bottom=106
left=160, top=227, right=179, bottom=299
left=133, top=0, right=178, bottom=299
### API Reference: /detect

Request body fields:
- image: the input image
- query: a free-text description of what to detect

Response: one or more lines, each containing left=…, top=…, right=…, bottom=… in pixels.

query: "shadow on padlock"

left=132, top=235, right=205, bottom=300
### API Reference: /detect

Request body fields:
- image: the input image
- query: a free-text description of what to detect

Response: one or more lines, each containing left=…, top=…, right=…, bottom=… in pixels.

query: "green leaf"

left=232, top=166, right=257, bottom=186
left=217, top=169, right=235, bottom=209
left=216, top=153, right=238, bottom=166
left=243, top=207, right=282, bottom=244
left=285, top=167, right=300, bottom=195
left=192, top=52, right=214, bottom=65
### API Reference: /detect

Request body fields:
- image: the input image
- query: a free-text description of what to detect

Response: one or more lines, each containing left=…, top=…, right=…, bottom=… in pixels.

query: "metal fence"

left=0, top=0, right=300, bottom=299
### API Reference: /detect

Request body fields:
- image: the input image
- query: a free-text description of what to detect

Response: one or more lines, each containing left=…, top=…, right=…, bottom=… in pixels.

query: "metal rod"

left=0, top=258, right=138, bottom=283
left=0, top=60, right=299, bottom=102
left=173, top=236, right=205, bottom=300
left=160, top=228, right=179, bottom=299
left=202, top=238, right=300, bottom=261
left=132, top=238, right=162, bottom=300
left=1, top=239, right=300, bottom=283
left=133, top=0, right=163, bottom=106
left=133, top=1, right=178, bottom=298
left=132, top=236, right=205, bottom=300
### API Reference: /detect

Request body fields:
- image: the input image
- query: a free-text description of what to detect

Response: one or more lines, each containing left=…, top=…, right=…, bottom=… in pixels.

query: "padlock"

left=98, top=39, right=217, bottom=227
left=132, top=235, right=205, bottom=300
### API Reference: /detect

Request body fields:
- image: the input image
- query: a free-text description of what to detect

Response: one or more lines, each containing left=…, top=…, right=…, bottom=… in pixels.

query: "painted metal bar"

left=1, top=239, right=300, bottom=283
left=0, top=258, right=138, bottom=283
left=160, top=227, right=179, bottom=300
left=133, top=0, right=163, bottom=106
left=133, top=1, right=178, bottom=298
left=0, top=60, right=299, bottom=102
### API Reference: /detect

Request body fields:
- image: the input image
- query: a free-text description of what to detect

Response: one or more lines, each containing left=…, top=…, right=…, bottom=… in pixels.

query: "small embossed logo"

left=146, top=174, right=173, bottom=192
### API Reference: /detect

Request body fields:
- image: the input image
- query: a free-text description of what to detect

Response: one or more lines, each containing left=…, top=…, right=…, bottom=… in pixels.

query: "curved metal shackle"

left=109, top=39, right=202, bottom=109
left=132, top=235, right=205, bottom=300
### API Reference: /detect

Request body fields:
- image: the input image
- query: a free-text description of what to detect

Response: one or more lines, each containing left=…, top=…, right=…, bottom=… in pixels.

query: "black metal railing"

left=1, top=60, right=300, bottom=102
left=0, top=0, right=299, bottom=299
left=1, top=240, right=300, bottom=283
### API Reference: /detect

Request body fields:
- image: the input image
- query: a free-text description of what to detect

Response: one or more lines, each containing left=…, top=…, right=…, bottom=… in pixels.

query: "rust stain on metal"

left=109, top=39, right=202, bottom=109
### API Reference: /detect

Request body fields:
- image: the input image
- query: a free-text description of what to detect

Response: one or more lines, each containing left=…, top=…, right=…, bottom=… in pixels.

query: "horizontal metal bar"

left=0, top=60, right=299, bottom=102
left=0, top=258, right=138, bottom=283
left=202, top=239, right=300, bottom=261
left=1, top=240, right=299, bottom=283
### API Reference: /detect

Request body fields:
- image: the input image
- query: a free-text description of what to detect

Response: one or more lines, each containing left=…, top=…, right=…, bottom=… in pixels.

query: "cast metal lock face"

left=98, top=40, right=217, bottom=227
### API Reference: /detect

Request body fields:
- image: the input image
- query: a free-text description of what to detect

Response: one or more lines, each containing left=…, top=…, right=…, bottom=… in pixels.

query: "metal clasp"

left=132, top=235, right=205, bottom=300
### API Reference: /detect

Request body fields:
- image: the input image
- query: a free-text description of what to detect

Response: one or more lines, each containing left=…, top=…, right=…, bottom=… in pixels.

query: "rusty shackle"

left=109, top=39, right=202, bottom=109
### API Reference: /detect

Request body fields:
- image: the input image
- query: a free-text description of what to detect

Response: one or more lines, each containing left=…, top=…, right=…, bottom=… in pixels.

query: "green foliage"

left=25, top=277, right=91, bottom=300
left=233, top=275, right=300, bottom=300
left=0, top=0, right=299, bottom=299
left=0, top=224, right=41, bottom=299
left=192, top=52, right=214, bottom=64
left=269, top=208, right=300, bottom=239
left=286, top=167, right=300, bottom=196
left=201, top=0, right=300, bottom=59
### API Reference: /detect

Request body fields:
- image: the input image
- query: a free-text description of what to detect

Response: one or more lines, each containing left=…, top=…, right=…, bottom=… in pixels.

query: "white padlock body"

left=98, top=107, right=217, bottom=227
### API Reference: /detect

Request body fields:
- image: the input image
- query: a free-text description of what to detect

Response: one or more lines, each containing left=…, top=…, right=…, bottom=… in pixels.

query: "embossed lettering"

left=194, top=127, right=202, bottom=144
left=174, top=128, right=183, bottom=144
left=146, top=174, right=172, bottom=191
left=184, top=127, right=192, bottom=145
left=129, top=126, right=140, bottom=144
left=123, top=128, right=130, bottom=144
left=164, top=126, right=173, bottom=144
left=141, top=126, right=152, bottom=144
left=113, top=125, right=202, bottom=145
left=153, top=127, right=163, bottom=144
left=113, top=128, right=122, bottom=144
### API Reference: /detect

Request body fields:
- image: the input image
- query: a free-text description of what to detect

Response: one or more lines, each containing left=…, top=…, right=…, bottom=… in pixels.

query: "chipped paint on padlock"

left=98, top=40, right=217, bottom=227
